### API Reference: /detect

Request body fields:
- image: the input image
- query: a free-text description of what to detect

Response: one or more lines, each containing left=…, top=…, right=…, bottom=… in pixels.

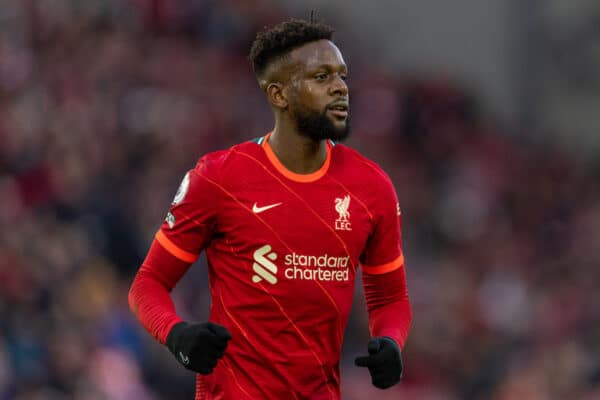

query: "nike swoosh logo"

left=252, top=202, right=282, bottom=214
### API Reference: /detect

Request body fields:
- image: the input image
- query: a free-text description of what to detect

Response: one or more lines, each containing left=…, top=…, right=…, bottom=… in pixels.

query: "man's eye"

left=340, top=74, right=348, bottom=81
left=315, top=74, right=327, bottom=81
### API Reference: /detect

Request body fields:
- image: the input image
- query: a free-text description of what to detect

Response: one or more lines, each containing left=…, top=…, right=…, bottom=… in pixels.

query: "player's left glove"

left=354, top=337, right=403, bottom=389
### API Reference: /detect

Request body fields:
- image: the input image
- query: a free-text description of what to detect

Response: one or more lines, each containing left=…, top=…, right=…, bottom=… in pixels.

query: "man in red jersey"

left=129, top=18, right=412, bottom=399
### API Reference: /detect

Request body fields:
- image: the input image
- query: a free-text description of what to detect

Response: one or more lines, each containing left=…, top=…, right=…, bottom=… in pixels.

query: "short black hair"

left=249, top=18, right=335, bottom=78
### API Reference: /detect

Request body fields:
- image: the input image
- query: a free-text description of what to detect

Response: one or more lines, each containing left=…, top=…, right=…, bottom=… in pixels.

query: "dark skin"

left=260, top=39, right=349, bottom=174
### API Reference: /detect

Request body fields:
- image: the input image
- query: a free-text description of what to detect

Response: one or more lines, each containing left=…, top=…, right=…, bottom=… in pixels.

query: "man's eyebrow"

left=307, top=63, right=348, bottom=71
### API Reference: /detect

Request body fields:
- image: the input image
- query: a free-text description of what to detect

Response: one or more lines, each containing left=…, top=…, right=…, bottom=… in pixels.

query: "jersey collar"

left=260, top=132, right=332, bottom=183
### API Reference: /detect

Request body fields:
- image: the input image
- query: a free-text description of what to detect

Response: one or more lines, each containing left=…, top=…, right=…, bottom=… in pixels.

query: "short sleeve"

left=359, top=173, right=405, bottom=275
left=156, top=157, right=220, bottom=263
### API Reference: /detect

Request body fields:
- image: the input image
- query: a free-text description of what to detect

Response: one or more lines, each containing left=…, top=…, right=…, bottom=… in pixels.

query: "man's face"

left=285, top=40, right=350, bottom=141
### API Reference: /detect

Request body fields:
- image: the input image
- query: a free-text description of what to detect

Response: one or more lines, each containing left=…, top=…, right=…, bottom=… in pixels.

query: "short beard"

left=293, top=106, right=350, bottom=142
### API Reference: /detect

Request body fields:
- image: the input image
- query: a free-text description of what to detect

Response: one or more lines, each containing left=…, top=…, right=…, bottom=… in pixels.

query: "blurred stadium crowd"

left=1, top=1, right=600, bottom=399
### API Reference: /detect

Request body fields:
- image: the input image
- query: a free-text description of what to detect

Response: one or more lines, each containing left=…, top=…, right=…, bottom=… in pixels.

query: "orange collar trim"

left=261, top=132, right=331, bottom=183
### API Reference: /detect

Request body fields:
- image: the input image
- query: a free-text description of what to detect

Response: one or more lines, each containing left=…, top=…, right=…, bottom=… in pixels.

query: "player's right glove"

left=166, top=321, right=232, bottom=375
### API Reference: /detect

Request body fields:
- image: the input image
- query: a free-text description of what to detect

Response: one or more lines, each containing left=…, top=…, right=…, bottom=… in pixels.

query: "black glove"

left=354, top=337, right=403, bottom=389
left=166, top=321, right=232, bottom=375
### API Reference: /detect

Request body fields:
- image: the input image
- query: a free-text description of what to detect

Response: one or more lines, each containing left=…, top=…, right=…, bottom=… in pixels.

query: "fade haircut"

left=248, top=18, right=335, bottom=79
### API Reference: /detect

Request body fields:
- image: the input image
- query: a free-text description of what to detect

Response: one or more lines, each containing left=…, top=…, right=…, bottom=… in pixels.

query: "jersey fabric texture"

left=139, top=133, right=408, bottom=399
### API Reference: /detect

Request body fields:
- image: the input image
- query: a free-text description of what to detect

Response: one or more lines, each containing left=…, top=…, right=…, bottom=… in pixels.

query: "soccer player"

left=128, top=18, right=412, bottom=399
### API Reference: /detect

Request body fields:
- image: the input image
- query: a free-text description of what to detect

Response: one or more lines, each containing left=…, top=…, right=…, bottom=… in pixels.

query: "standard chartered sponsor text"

left=284, top=252, right=350, bottom=282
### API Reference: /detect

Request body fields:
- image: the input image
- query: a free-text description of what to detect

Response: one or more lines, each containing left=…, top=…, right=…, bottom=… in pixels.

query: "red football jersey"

left=157, top=133, right=405, bottom=399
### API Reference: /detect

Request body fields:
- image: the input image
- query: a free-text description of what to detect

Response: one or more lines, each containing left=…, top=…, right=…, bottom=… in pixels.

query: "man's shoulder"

left=332, top=143, right=399, bottom=204
left=191, top=137, right=263, bottom=177
left=332, top=143, right=391, bottom=182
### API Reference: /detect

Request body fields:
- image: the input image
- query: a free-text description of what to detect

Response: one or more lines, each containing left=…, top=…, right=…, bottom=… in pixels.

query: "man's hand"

left=166, top=321, right=232, bottom=375
left=354, top=337, right=403, bottom=389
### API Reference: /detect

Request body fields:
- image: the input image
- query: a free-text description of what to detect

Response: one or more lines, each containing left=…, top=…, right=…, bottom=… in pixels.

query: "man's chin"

left=295, top=110, right=350, bottom=141
left=328, top=123, right=350, bottom=142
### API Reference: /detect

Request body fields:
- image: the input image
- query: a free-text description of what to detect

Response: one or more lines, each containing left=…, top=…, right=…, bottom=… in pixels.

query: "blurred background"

left=1, top=0, right=600, bottom=399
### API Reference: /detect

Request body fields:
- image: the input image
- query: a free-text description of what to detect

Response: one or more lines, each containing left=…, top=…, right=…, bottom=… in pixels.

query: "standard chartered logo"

left=252, top=245, right=278, bottom=284
left=252, top=245, right=350, bottom=284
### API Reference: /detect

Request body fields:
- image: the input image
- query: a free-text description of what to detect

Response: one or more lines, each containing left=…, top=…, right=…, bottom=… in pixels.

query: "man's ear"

left=266, top=82, right=288, bottom=109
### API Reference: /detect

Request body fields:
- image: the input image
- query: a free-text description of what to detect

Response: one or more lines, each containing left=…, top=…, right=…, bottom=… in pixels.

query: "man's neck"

left=268, top=126, right=327, bottom=175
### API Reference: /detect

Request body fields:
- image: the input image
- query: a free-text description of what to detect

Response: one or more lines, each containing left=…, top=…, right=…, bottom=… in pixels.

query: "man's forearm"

left=362, top=265, right=412, bottom=347
left=128, top=239, right=191, bottom=343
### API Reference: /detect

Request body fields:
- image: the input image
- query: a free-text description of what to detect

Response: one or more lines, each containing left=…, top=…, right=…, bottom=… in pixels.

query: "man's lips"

left=328, top=101, right=349, bottom=118
left=328, top=109, right=348, bottom=118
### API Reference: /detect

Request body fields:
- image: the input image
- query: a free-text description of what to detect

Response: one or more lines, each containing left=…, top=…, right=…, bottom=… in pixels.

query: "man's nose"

left=329, top=74, right=348, bottom=96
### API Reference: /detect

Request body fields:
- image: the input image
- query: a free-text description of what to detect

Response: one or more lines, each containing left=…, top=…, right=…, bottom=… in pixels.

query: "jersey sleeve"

left=156, top=156, right=221, bottom=262
left=359, top=172, right=404, bottom=275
